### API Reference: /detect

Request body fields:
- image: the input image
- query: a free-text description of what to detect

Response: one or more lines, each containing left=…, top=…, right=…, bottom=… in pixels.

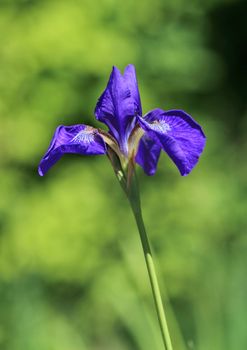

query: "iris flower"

left=38, top=65, right=206, bottom=350
left=38, top=64, right=205, bottom=178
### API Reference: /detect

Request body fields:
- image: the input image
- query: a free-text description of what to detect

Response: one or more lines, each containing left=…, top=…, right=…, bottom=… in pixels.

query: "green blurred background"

left=0, top=0, right=246, bottom=349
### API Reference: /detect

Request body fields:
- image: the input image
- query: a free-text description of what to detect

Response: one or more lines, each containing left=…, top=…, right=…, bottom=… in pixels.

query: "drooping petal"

left=94, top=65, right=141, bottom=154
left=38, top=124, right=106, bottom=176
left=138, top=109, right=206, bottom=176
left=135, top=134, right=161, bottom=176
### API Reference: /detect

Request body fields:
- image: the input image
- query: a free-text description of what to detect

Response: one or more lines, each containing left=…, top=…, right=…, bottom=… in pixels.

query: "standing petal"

left=94, top=65, right=141, bottom=155
left=138, top=109, right=206, bottom=176
left=135, top=134, right=161, bottom=176
left=123, top=64, right=142, bottom=117
left=38, top=124, right=106, bottom=176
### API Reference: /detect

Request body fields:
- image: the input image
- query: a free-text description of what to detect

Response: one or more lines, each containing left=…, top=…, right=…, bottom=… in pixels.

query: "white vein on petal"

left=151, top=121, right=171, bottom=133
left=71, top=129, right=96, bottom=144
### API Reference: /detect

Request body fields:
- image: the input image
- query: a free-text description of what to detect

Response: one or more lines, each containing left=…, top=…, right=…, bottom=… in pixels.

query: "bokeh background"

left=0, top=0, right=246, bottom=349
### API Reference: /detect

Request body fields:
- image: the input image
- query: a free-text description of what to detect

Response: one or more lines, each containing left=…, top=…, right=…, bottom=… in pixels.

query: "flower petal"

left=138, top=109, right=206, bottom=176
left=94, top=65, right=141, bottom=154
left=123, top=64, right=142, bottom=117
left=135, top=134, right=161, bottom=176
left=38, top=125, right=106, bottom=176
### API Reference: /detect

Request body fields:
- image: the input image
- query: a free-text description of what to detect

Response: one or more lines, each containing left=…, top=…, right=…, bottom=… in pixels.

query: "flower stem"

left=128, top=175, right=173, bottom=350
left=130, top=204, right=173, bottom=350
left=126, top=171, right=173, bottom=350
left=109, top=152, right=173, bottom=349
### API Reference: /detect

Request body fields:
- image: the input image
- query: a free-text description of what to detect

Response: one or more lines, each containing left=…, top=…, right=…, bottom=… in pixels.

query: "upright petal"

left=135, top=134, right=161, bottom=176
left=123, top=64, right=142, bottom=117
left=138, top=109, right=206, bottom=176
left=94, top=65, right=141, bottom=154
left=38, top=124, right=106, bottom=176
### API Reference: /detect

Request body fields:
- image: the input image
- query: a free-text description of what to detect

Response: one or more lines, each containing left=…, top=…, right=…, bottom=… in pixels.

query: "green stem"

left=109, top=151, right=173, bottom=349
left=130, top=203, right=173, bottom=350
left=126, top=171, right=173, bottom=350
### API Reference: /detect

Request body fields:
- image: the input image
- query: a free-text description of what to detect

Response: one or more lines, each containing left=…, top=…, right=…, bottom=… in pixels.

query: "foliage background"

left=0, top=0, right=246, bottom=349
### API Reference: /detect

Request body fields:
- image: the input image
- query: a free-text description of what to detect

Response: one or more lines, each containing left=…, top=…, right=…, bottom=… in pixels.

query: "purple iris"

left=38, top=64, right=206, bottom=177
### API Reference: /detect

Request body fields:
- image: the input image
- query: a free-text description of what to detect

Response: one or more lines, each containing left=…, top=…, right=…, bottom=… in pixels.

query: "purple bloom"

left=38, top=64, right=206, bottom=177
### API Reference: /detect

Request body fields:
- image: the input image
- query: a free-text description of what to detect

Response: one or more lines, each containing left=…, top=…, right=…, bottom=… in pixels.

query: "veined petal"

left=138, top=109, right=206, bottom=176
left=135, top=134, right=161, bottom=176
left=38, top=124, right=106, bottom=176
left=94, top=65, right=141, bottom=154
